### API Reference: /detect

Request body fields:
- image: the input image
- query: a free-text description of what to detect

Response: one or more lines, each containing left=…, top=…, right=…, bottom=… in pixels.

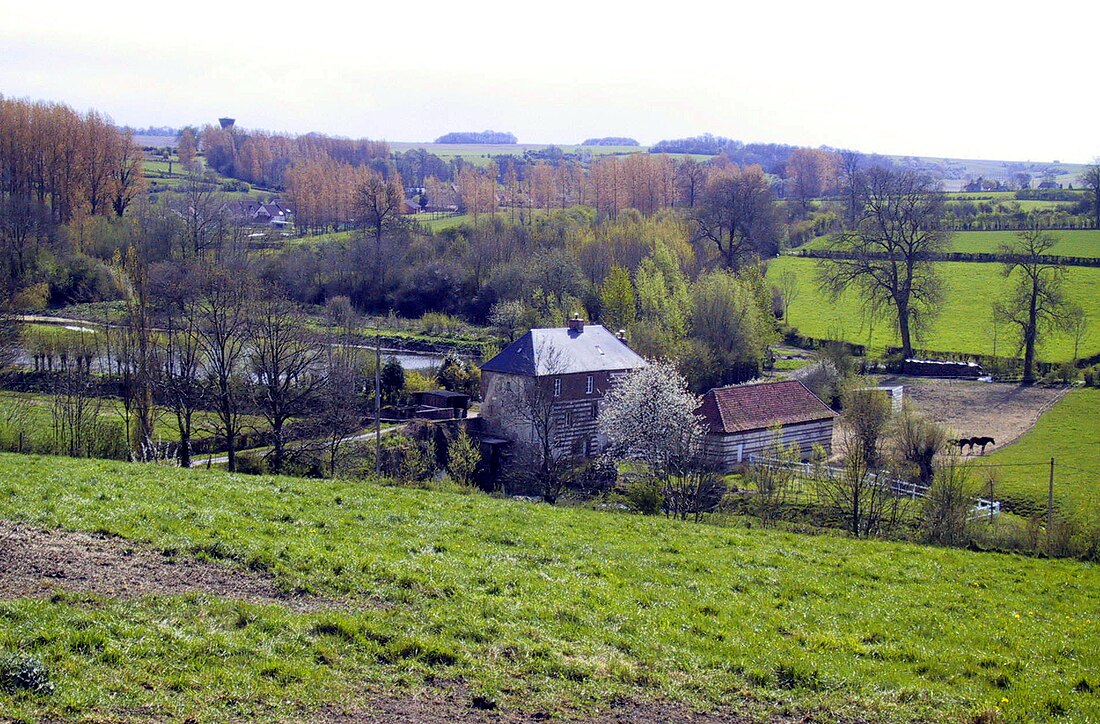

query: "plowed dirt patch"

left=0, top=520, right=324, bottom=609
left=880, top=377, right=1067, bottom=454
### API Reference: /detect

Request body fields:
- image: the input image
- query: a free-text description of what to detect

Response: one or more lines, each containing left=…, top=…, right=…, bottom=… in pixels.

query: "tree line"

left=0, top=97, right=146, bottom=225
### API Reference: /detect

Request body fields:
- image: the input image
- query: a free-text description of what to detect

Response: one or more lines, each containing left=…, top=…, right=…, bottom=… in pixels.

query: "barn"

left=697, top=380, right=836, bottom=470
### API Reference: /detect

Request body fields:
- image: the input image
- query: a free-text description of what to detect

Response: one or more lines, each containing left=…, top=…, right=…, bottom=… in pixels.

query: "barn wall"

left=703, top=419, right=834, bottom=471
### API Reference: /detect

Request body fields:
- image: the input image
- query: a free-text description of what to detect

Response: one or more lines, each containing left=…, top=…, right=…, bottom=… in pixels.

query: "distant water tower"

left=218, top=117, right=236, bottom=130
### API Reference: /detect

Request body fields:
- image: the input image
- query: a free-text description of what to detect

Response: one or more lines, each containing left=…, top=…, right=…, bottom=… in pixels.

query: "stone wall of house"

left=480, top=368, right=632, bottom=458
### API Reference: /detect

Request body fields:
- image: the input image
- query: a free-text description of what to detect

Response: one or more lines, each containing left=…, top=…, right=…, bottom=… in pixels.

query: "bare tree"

left=313, top=346, right=366, bottom=478
left=1067, top=305, right=1088, bottom=361
left=837, top=150, right=863, bottom=226
left=994, top=228, right=1074, bottom=383
left=152, top=263, right=207, bottom=468
left=358, top=170, right=406, bottom=287
left=676, top=157, right=706, bottom=208
left=169, top=171, right=229, bottom=258
left=691, top=164, right=779, bottom=270
left=893, top=402, right=947, bottom=486
left=248, top=293, right=325, bottom=474
left=195, top=264, right=252, bottom=472
left=114, top=247, right=158, bottom=461
left=815, top=442, right=897, bottom=538
left=818, top=167, right=950, bottom=358
left=744, top=426, right=801, bottom=527
left=498, top=343, right=573, bottom=502
left=921, top=458, right=975, bottom=547
left=842, top=386, right=892, bottom=469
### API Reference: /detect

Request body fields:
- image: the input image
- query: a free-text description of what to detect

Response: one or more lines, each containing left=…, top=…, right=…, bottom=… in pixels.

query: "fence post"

left=1046, top=457, right=1055, bottom=551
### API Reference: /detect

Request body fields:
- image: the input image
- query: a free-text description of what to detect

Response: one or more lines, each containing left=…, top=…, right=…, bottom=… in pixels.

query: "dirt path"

left=879, top=376, right=1068, bottom=454
left=317, top=687, right=770, bottom=723
left=0, top=520, right=327, bottom=610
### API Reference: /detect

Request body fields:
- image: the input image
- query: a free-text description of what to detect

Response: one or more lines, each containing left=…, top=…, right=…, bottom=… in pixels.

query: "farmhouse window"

left=554, top=378, right=561, bottom=397
left=586, top=375, right=594, bottom=394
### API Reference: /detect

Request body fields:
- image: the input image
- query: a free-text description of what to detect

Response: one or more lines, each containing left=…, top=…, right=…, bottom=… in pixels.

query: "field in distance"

left=802, top=229, right=1100, bottom=258
left=768, top=256, right=1100, bottom=361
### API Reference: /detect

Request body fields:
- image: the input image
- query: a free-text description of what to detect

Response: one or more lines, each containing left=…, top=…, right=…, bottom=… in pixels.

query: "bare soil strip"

left=0, top=520, right=327, bottom=610
left=316, top=688, right=771, bottom=723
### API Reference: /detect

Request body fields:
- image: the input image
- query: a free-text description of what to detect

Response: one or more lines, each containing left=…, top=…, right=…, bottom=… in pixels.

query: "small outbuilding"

left=697, top=380, right=836, bottom=470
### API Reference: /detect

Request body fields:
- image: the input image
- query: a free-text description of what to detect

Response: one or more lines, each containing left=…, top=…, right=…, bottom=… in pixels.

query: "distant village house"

left=226, top=199, right=293, bottom=227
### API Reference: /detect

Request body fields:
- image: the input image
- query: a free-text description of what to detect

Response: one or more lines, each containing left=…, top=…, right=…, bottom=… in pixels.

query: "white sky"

left=1, top=0, right=1095, bottom=162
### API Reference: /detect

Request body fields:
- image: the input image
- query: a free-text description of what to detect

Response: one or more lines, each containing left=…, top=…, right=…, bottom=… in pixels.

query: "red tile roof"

left=697, top=380, right=835, bottom=434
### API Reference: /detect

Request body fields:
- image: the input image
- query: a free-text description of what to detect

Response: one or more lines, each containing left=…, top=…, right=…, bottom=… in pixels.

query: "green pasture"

left=387, top=142, right=709, bottom=167
left=944, top=230, right=1100, bottom=257
left=768, top=257, right=1100, bottom=361
left=390, top=141, right=644, bottom=159
left=412, top=213, right=472, bottom=231
left=0, top=391, right=251, bottom=456
left=283, top=229, right=356, bottom=248
left=978, top=389, right=1100, bottom=521
left=0, top=453, right=1098, bottom=721
left=801, top=230, right=1100, bottom=258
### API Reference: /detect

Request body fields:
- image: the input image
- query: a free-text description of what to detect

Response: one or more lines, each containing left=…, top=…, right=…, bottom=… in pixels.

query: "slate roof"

left=480, top=325, right=647, bottom=377
left=697, top=380, right=835, bottom=434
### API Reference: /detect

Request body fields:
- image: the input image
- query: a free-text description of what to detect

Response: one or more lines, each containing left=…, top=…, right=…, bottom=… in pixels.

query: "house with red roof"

left=696, top=380, right=836, bottom=470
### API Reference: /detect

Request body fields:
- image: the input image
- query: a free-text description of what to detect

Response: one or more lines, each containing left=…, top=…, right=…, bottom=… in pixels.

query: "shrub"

left=0, top=653, right=54, bottom=695
left=618, top=476, right=663, bottom=515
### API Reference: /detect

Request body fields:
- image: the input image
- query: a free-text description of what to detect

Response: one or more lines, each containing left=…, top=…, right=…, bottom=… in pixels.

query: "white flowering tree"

left=597, top=360, right=723, bottom=520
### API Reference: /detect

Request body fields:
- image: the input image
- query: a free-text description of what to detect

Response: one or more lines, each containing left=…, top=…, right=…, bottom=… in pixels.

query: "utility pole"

left=1047, top=457, right=1055, bottom=552
left=375, top=333, right=381, bottom=477
left=988, top=474, right=995, bottom=524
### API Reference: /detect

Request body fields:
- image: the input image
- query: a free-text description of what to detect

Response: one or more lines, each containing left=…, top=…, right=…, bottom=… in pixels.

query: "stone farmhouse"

left=479, top=320, right=646, bottom=458
left=697, top=380, right=836, bottom=470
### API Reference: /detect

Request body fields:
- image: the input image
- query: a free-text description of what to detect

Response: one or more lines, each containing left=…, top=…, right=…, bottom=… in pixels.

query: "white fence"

left=747, top=454, right=1000, bottom=520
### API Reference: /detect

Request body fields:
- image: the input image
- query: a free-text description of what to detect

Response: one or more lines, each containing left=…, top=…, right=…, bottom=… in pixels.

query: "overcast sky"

left=1, top=0, right=1095, bottom=162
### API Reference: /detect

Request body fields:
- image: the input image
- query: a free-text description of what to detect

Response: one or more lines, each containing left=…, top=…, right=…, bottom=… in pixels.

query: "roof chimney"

left=567, top=315, right=585, bottom=333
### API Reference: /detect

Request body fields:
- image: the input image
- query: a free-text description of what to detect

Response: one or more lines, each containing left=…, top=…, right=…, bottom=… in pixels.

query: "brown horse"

left=970, top=436, right=995, bottom=454
left=949, top=438, right=974, bottom=454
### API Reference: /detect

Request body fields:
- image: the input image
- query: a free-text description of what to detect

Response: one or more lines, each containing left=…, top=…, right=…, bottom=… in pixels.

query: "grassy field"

left=412, top=212, right=473, bottom=231
left=885, top=156, right=1086, bottom=189
left=978, top=389, right=1100, bottom=520
left=390, top=141, right=644, bottom=161
left=944, top=230, right=1100, bottom=257
left=0, top=391, right=253, bottom=456
left=768, top=257, right=1100, bottom=361
left=0, top=453, right=1097, bottom=721
left=388, top=142, right=710, bottom=167
left=802, top=230, right=1100, bottom=258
